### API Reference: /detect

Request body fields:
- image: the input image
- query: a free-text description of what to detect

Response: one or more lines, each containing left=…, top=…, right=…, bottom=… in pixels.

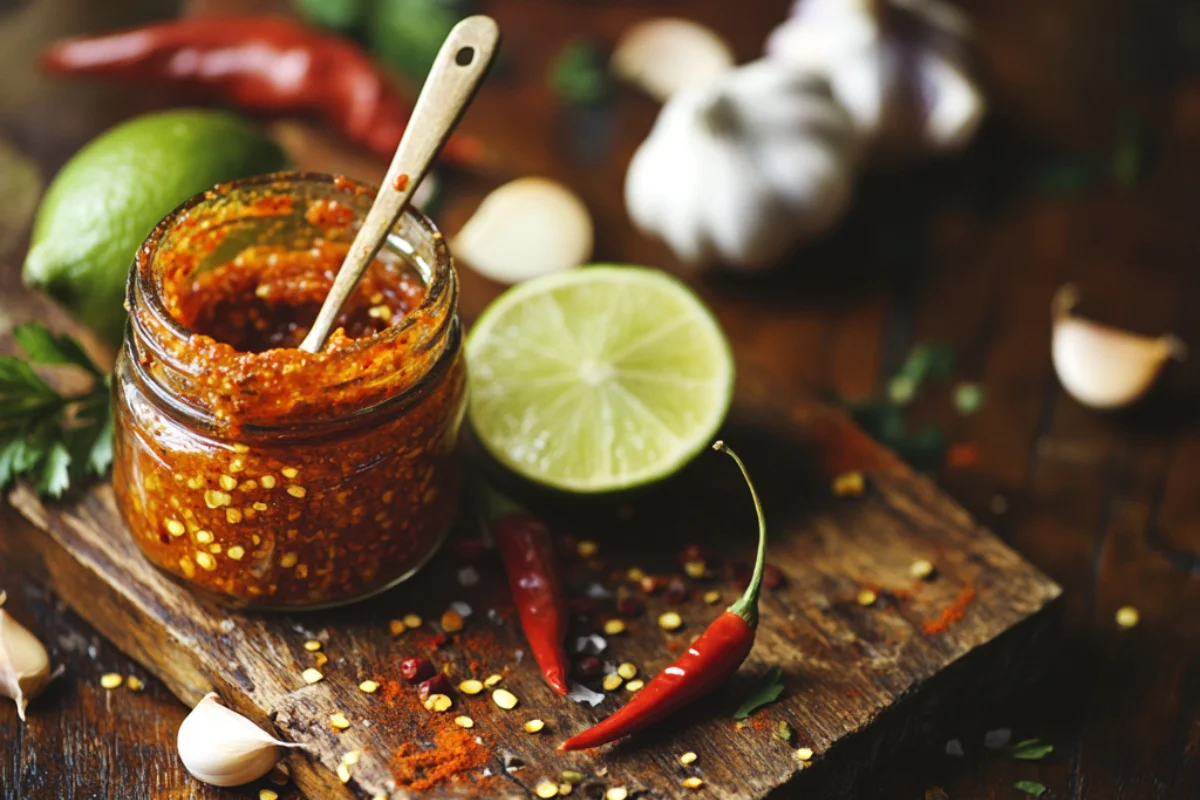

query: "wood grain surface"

left=1, top=0, right=1199, bottom=798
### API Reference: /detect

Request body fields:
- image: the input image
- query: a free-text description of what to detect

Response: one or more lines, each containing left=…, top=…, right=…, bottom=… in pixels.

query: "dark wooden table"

left=2, top=0, right=1198, bottom=797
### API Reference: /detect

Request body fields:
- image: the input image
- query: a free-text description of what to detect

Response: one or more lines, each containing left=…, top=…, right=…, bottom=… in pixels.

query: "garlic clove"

left=177, top=693, right=303, bottom=787
left=1051, top=285, right=1186, bottom=410
left=611, top=18, right=735, bottom=103
left=0, top=590, right=59, bottom=722
left=453, top=178, right=593, bottom=284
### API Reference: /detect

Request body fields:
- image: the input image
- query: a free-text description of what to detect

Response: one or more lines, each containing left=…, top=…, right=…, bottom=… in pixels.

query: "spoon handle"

left=299, top=15, right=500, bottom=353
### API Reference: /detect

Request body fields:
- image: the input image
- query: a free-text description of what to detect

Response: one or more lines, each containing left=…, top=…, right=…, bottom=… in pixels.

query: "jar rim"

left=125, top=171, right=459, bottom=435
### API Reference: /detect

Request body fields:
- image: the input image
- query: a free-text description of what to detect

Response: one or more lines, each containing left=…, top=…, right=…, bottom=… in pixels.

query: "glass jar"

left=112, top=173, right=466, bottom=609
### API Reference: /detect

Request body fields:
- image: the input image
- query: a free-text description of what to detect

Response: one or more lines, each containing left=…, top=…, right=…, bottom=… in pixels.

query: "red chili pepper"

left=559, top=442, right=767, bottom=751
left=39, top=17, right=479, bottom=165
left=488, top=489, right=571, bottom=695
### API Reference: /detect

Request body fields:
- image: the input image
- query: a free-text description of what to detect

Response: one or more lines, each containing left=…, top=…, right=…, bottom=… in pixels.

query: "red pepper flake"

left=418, top=672, right=453, bottom=701
left=922, top=587, right=977, bottom=636
left=401, top=657, right=435, bottom=683
left=575, top=656, right=602, bottom=679
left=393, top=173, right=410, bottom=192
left=430, top=631, right=452, bottom=649
left=945, top=442, right=981, bottom=469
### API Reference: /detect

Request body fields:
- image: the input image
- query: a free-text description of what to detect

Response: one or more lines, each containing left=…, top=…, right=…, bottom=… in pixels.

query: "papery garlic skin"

left=611, top=18, right=735, bottom=102
left=178, top=693, right=301, bottom=787
left=766, top=0, right=985, bottom=154
left=625, top=60, right=859, bottom=269
left=0, top=590, right=55, bottom=722
left=1051, top=285, right=1186, bottom=410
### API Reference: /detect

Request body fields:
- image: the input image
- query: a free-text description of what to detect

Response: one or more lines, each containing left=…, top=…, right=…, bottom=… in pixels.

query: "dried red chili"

left=418, top=672, right=453, bottom=701
left=560, top=442, right=768, bottom=751
left=401, top=657, right=435, bottom=683
left=39, top=17, right=479, bottom=165
left=488, top=488, right=570, bottom=695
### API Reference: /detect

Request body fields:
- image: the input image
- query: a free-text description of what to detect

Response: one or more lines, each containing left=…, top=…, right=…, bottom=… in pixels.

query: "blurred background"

left=1, top=0, right=1199, bottom=798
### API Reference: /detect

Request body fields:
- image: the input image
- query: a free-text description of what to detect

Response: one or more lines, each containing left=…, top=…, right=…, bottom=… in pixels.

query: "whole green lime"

left=24, top=109, right=289, bottom=343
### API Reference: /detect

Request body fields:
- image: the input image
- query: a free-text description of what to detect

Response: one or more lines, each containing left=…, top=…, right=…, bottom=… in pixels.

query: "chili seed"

left=304, top=640, right=322, bottom=652
left=195, top=530, right=213, bottom=544
left=910, top=559, right=935, bottom=580
left=165, top=519, right=186, bottom=537
left=100, top=673, right=123, bottom=689
left=833, top=471, right=865, bottom=497
left=227, top=545, right=246, bottom=561
left=287, top=485, right=307, bottom=498
left=537, top=782, right=560, bottom=798
left=602, top=674, right=623, bottom=691
left=252, top=501, right=268, bottom=512
left=229, top=457, right=245, bottom=473
left=178, top=556, right=195, bottom=578
left=484, top=673, right=504, bottom=687
left=126, top=676, right=144, bottom=692
left=259, top=791, right=279, bottom=800
left=682, top=777, right=704, bottom=790
left=626, top=567, right=646, bottom=582
left=558, top=783, right=572, bottom=796
left=577, top=541, right=598, bottom=557
left=796, top=747, right=814, bottom=761
left=260, top=475, right=276, bottom=489
left=492, top=689, right=519, bottom=709
left=441, top=609, right=465, bottom=633
left=204, top=490, right=232, bottom=508
left=281, top=466, right=299, bottom=479
left=607, top=788, right=628, bottom=800
left=314, top=652, right=329, bottom=668
left=342, top=750, right=361, bottom=765
left=617, top=662, right=637, bottom=680
left=1116, top=606, right=1140, bottom=628
left=603, top=619, right=626, bottom=635
left=418, top=673, right=452, bottom=701
left=455, top=715, right=475, bottom=729
left=640, top=575, right=662, bottom=594
left=388, top=619, right=407, bottom=636
left=280, top=552, right=298, bottom=568
left=336, top=763, right=351, bottom=783
left=403, top=613, right=422, bottom=628
left=302, top=668, right=324, bottom=684
left=330, top=712, right=350, bottom=730
left=703, top=590, right=721, bottom=605
left=562, top=770, right=584, bottom=784
left=525, top=719, right=545, bottom=733
left=195, top=552, right=217, bottom=571
left=459, top=679, right=484, bottom=695
left=218, top=474, right=237, bottom=491
left=359, top=680, right=379, bottom=693
left=625, top=679, right=645, bottom=692
left=857, top=589, right=878, bottom=607
left=575, top=656, right=602, bottom=679
left=424, top=693, right=453, bottom=712
left=680, top=751, right=697, bottom=765
left=683, top=560, right=707, bottom=579
left=658, top=611, right=683, bottom=631
left=225, top=507, right=243, bottom=524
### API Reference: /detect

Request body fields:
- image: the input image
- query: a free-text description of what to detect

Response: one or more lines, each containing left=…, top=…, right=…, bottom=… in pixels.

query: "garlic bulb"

left=611, top=18, right=735, bottom=102
left=177, top=693, right=302, bottom=787
left=766, top=0, right=985, bottom=154
left=454, top=177, right=593, bottom=284
left=625, top=60, right=859, bottom=269
left=0, top=590, right=59, bottom=722
left=1051, top=285, right=1186, bottom=410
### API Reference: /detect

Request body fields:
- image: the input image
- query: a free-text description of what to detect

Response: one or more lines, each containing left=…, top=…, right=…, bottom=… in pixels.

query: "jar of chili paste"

left=112, top=173, right=466, bottom=609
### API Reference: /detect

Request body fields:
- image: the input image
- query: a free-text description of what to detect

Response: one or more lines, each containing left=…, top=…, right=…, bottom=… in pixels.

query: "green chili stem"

left=714, top=441, right=767, bottom=628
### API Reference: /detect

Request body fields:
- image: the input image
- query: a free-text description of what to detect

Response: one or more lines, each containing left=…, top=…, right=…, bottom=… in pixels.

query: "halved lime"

left=466, top=265, right=734, bottom=493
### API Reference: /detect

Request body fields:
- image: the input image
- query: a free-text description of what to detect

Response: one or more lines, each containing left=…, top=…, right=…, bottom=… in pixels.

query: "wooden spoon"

left=299, top=15, right=500, bottom=353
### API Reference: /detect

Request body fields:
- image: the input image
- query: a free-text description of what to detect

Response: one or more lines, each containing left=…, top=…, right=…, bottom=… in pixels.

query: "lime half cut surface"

left=466, top=265, right=734, bottom=493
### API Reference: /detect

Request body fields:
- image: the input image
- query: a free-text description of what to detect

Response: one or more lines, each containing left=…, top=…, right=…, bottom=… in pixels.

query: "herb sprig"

left=734, top=666, right=786, bottom=720
left=0, top=322, right=112, bottom=498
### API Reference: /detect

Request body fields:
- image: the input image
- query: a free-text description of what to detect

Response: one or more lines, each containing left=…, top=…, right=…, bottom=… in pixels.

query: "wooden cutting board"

left=4, top=400, right=1061, bottom=799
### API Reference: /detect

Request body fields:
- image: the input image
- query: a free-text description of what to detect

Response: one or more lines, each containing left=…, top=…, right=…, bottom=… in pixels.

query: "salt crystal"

left=220, top=619, right=236, bottom=632
left=574, top=634, right=607, bottom=655
left=945, top=739, right=964, bottom=757
left=567, top=683, right=605, bottom=707
left=450, top=601, right=473, bottom=617
left=514, top=649, right=524, bottom=663
left=458, top=566, right=480, bottom=587
left=487, top=608, right=504, bottom=625
left=585, top=583, right=613, bottom=600
left=983, top=728, right=1011, bottom=750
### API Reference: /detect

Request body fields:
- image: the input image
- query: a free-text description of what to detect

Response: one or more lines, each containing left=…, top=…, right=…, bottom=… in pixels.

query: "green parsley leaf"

left=0, top=322, right=112, bottom=498
left=1008, top=738, right=1054, bottom=761
left=1013, top=780, right=1046, bottom=796
left=549, top=40, right=610, bottom=106
left=734, top=666, right=785, bottom=720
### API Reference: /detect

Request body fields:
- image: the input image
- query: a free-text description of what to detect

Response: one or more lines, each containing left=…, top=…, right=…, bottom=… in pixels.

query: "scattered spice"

left=526, top=719, right=546, bottom=734
left=680, top=751, right=698, bottom=765
left=922, top=587, right=976, bottom=635
left=390, top=723, right=493, bottom=793
left=100, top=673, right=123, bottom=689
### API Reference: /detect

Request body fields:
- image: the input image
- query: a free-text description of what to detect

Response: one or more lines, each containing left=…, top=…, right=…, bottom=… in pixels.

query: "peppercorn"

left=575, top=656, right=602, bottom=679
left=664, top=577, right=688, bottom=605
left=401, top=656, right=435, bottom=683
left=418, top=672, right=453, bottom=701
